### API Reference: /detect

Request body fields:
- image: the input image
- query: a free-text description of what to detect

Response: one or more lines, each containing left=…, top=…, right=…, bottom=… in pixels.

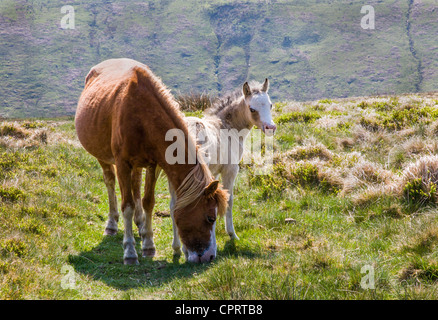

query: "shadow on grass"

left=68, top=233, right=261, bottom=290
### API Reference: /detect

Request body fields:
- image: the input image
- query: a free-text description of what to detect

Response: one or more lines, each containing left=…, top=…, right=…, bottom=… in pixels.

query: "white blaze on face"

left=249, top=93, right=276, bottom=134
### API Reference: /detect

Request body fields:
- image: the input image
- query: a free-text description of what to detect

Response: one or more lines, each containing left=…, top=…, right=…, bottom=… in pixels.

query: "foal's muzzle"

left=262, top=123, right=277, bottom=135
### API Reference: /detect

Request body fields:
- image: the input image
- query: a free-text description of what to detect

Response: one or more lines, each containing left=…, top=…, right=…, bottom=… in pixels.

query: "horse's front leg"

left=141, top=165, right=159, bottom=257
left=115, top=160, right=139, bottom=265
left=168, top=181, right=182, bottom=256
left=222, top=165, right=239, bottom=240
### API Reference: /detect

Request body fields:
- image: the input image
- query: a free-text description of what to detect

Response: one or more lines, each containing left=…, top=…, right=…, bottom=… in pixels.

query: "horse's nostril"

left=210, top=255, right=214, bottom=261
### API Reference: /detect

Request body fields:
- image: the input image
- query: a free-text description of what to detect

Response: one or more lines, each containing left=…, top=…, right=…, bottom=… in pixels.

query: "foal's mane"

left=205, top=81, right=264, bottom=117
left=204, top=81, right=265, bottom=132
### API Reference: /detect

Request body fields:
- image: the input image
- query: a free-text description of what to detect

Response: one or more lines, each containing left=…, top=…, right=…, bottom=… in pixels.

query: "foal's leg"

left=168, top=180, right=181, bottom=256
left=115, top=160, right=139, bottom=265
left=98, top=160, right=119, bottom=236
left=141, top=165, right=159, bottom=257
left=222, top=165, right=239, bottom=240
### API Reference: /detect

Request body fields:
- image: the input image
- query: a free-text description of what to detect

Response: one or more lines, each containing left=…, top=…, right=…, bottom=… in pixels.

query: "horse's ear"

left=242, top=82, right=251, bottom=97
left=262, top=78, right=269, bottom=92
left=204, top=180, right=220, bottom=198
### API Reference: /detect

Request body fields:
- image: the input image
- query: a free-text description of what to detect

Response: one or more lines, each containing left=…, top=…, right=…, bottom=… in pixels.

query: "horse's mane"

left=134, top=62, right=228, bottom=215
left=173, top=159, right=228, bottom=217
left=173, top=159, right=211, bottom=212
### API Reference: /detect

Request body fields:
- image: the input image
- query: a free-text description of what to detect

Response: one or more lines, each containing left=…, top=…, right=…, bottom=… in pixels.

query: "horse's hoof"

left=124, top=257, right=139, bottom=265
left=103, top=228, right=118, bottom=236
left=142, top=248, right=156, bottom=258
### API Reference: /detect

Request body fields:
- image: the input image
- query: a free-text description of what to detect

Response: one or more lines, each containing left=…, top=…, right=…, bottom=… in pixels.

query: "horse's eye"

left=249, top=107, right=256, bottom=113
left=206, top=215, right=216, bottom=224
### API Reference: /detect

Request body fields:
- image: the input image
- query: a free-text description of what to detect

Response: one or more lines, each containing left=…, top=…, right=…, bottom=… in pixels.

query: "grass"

left=2, top=93, right=438, bottom=299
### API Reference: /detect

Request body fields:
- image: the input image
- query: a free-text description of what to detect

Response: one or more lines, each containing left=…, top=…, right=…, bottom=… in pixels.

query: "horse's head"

left=174, top=180, right=228, bottom=263
left=242, top=78, right=277, bottom=136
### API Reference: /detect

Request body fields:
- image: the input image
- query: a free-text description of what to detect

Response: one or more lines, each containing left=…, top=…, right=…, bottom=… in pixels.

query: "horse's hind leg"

left=131, top=167, right=145, bottom=235
left=115, top=159, right=139, bottom=265
left=141, top=165, right=159, bottom=258
left=98, top=160, right=119, bottom=236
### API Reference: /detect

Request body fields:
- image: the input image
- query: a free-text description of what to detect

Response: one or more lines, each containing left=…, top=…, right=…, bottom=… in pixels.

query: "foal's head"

left=242, top=79, right=277, bottom=135
left=174, top=178, right=228, bottom=263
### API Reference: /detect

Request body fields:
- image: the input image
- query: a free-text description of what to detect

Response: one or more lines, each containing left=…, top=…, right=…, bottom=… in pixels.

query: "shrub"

left=19, top=218, right=48, bottom=235
left=403, top=178, right=437, bottom=205
left=0, top=152, right=29, bottom=173
left=249, top=163, right=288, bottom=200
left=398, top=155, right=438, bottom=206
left=285, top=161, right=342, bottom=194
left=1, top=238, right=27, bottom=257
left=287, top=162, right=320, bottom=187
left=318, top=99, right=334, bottom=104
left=0, top=186, right=26, bottom=202
left=400, top=257, right=438, bottom=282
left=359, top=116, right=382, bottom=132
left=0, top=123, right=29, bottom=139
left=275, top=111, right=321, bottom=124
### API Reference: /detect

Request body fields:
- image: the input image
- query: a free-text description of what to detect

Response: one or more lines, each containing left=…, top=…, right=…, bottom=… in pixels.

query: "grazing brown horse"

left=75, top=58, right=228, bottom=264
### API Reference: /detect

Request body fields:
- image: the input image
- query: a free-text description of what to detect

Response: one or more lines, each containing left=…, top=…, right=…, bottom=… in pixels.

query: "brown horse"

left=75, top=58, right=228, bottom=264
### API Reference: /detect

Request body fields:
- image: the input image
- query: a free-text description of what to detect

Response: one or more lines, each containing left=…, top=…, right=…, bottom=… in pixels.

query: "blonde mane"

left=174, top=160, right=212, bottom=212
left=174, top=157, right=228, bottom=216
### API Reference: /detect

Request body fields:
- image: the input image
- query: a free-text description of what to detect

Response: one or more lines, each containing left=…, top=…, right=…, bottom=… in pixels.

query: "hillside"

left=2, top=93, right=438, bottom=299
left=1, top=0, right=438, bottom=118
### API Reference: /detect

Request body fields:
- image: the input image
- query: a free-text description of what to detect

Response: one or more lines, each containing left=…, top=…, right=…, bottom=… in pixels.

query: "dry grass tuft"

left=284, top=142, right=333, bottom=161
left=176, top=91, right=215, bottom=111
left=0, top=121, right=49, bottom=149
left=342, top=159, right=394, bottom=195
left=350, top=185, right=388, bottom=207
left=336, top=137, right=355, bottom=150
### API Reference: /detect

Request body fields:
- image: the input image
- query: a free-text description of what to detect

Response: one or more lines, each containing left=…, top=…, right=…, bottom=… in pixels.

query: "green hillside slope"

left=0, top=0, right=437, bottom=118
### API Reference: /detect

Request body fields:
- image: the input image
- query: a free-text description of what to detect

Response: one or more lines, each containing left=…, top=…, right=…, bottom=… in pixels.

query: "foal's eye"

left=206, top=216, right=216, bottom=224
left=249, top=107, right=256, bottom=113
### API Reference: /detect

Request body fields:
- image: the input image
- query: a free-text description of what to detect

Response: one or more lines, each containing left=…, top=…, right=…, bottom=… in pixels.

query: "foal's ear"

left=204, top=180, right=220, bottom=198
left=261, top=78, right=269, bottom=92
left=242, top=82, right=252, bottom=97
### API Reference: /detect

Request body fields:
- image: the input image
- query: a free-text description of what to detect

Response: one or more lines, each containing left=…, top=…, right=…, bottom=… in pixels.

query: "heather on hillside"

left=1, top=0, right=438, bottom=118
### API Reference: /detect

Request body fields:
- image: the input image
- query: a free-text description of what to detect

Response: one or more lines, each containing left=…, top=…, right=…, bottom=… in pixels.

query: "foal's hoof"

left=103, top=228, right=118, bottom=236
left=228, top=233, right=240, bottom=241
left=124, top=257, right=140, bottom=265
left=142, top=248, right=156, bottom=258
